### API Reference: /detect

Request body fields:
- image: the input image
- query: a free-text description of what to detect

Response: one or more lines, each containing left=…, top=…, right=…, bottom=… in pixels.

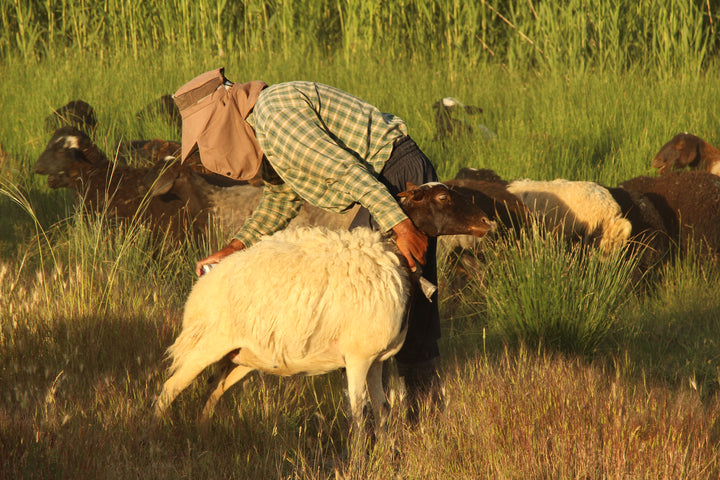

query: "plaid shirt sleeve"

left=233, top=181, right=303, bottom=246
left=233, top=81, right=409, bottom=246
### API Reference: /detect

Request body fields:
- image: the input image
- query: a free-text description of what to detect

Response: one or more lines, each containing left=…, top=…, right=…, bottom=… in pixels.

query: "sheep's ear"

left=677, top=138, right=700, bottom=168
left=144, top=165, right=179, bottom=196
left=398, top=182, right=420, bottom=199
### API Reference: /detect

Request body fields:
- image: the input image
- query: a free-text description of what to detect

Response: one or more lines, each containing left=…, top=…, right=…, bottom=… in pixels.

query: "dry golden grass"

left=1, top=252, right=718, bottom=479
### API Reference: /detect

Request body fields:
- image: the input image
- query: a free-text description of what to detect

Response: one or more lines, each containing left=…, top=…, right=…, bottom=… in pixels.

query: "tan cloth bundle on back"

left=173, top=67, right=267, bottom=180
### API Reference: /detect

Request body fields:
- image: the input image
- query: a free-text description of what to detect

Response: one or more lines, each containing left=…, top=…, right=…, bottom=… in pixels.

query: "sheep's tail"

left=599, top=217, right=633, bottom=252
left=164, top=324, right=212, bottom=376
left=162, top=277, right=233, bottom=375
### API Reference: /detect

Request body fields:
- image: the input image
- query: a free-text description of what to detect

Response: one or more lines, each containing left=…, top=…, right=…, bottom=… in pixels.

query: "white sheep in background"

left=154, top=182, right=493, bottom=433
left=507, top=178, right=632, bottom=252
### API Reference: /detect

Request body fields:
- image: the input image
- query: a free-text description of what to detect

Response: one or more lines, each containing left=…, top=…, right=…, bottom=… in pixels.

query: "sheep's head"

left=652, top=133, right=704, bottom=174
left=135, top=94, right=182, bottom=132
left=398, top=182, right=493, bottom=238
left=34, top=126, right=106, bottom=189
left=432, top=97, right=483, bottom=139
left=45, top=99, right=98, bottom=135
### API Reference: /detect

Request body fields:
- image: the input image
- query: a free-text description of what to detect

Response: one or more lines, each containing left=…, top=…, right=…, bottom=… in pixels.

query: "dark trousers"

left=349, top=135, right=440, bottom=366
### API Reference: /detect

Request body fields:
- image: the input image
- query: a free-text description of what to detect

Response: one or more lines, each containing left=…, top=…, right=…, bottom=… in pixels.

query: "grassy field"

left=2, top=1, right=720, bottom=478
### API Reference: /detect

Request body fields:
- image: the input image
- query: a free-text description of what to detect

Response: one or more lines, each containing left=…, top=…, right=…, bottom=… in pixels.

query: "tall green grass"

left=479, top=224, right=638, bottom=356
left=625, top=249, right=720, bottom=395
left=3, top=53, right=718, bottom=192
left=1, top=0, right=717, bottom=73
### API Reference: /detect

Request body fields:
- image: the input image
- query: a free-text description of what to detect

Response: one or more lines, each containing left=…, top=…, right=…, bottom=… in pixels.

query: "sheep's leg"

left=200, top=363, right=254, bottom=423
left=154, top=352, right=220, bottom=418
left=344, top=356, right=374, bottom=432
left=366, top=360, right=390, bottom=430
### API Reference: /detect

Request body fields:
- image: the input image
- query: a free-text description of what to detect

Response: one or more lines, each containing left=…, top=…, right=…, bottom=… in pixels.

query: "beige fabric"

left=173, top=67, right=267, bottom=180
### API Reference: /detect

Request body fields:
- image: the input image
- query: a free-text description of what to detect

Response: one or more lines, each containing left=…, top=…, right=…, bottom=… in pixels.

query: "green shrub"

left=481, top=223, right=638, bottom=356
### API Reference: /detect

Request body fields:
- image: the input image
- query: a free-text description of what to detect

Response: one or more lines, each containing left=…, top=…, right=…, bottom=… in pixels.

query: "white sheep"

left=507, top=178, right=632, bottom=252
left=154, top=182, right=493, bottom=432
left=155, top=227, right=410, bottom=431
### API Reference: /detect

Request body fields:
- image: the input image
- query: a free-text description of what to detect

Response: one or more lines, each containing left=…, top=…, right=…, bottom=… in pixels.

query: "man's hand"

left=392, top=218, right=428, bottom=272
left=195, top=238, right=245, bottom=276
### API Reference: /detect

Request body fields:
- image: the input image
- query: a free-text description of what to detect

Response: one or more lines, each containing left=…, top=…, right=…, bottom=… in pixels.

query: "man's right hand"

left=195, top=238, right=245, bottom=276
left=392, top=218, right=428, bottom=272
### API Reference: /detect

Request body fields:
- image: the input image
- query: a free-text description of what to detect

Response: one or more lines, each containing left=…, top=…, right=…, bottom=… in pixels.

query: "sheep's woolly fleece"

left=507, top=179, right=632, bottom=251
left=166, top=226, right=411, bottom=377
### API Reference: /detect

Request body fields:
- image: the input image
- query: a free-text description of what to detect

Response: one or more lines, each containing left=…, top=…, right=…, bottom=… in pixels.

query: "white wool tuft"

left=61, top=135, right=80, bottom=150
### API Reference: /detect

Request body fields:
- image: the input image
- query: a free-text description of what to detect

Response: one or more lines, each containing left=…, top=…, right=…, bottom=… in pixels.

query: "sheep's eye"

left=436, top=193, right=449, bottom=201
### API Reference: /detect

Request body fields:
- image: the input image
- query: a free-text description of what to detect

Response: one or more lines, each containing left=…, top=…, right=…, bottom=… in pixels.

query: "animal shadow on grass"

left=0, top=187, right=73, bottom=253
left=623, top=289, right=720, bottom=399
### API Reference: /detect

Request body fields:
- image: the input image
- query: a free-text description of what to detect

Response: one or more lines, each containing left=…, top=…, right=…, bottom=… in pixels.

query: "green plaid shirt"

left=234, top=81, right=409, bottom=247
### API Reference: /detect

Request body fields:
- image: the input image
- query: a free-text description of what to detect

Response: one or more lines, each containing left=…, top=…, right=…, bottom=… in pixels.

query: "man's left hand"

left=392, top=218, right=428, bottom=272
